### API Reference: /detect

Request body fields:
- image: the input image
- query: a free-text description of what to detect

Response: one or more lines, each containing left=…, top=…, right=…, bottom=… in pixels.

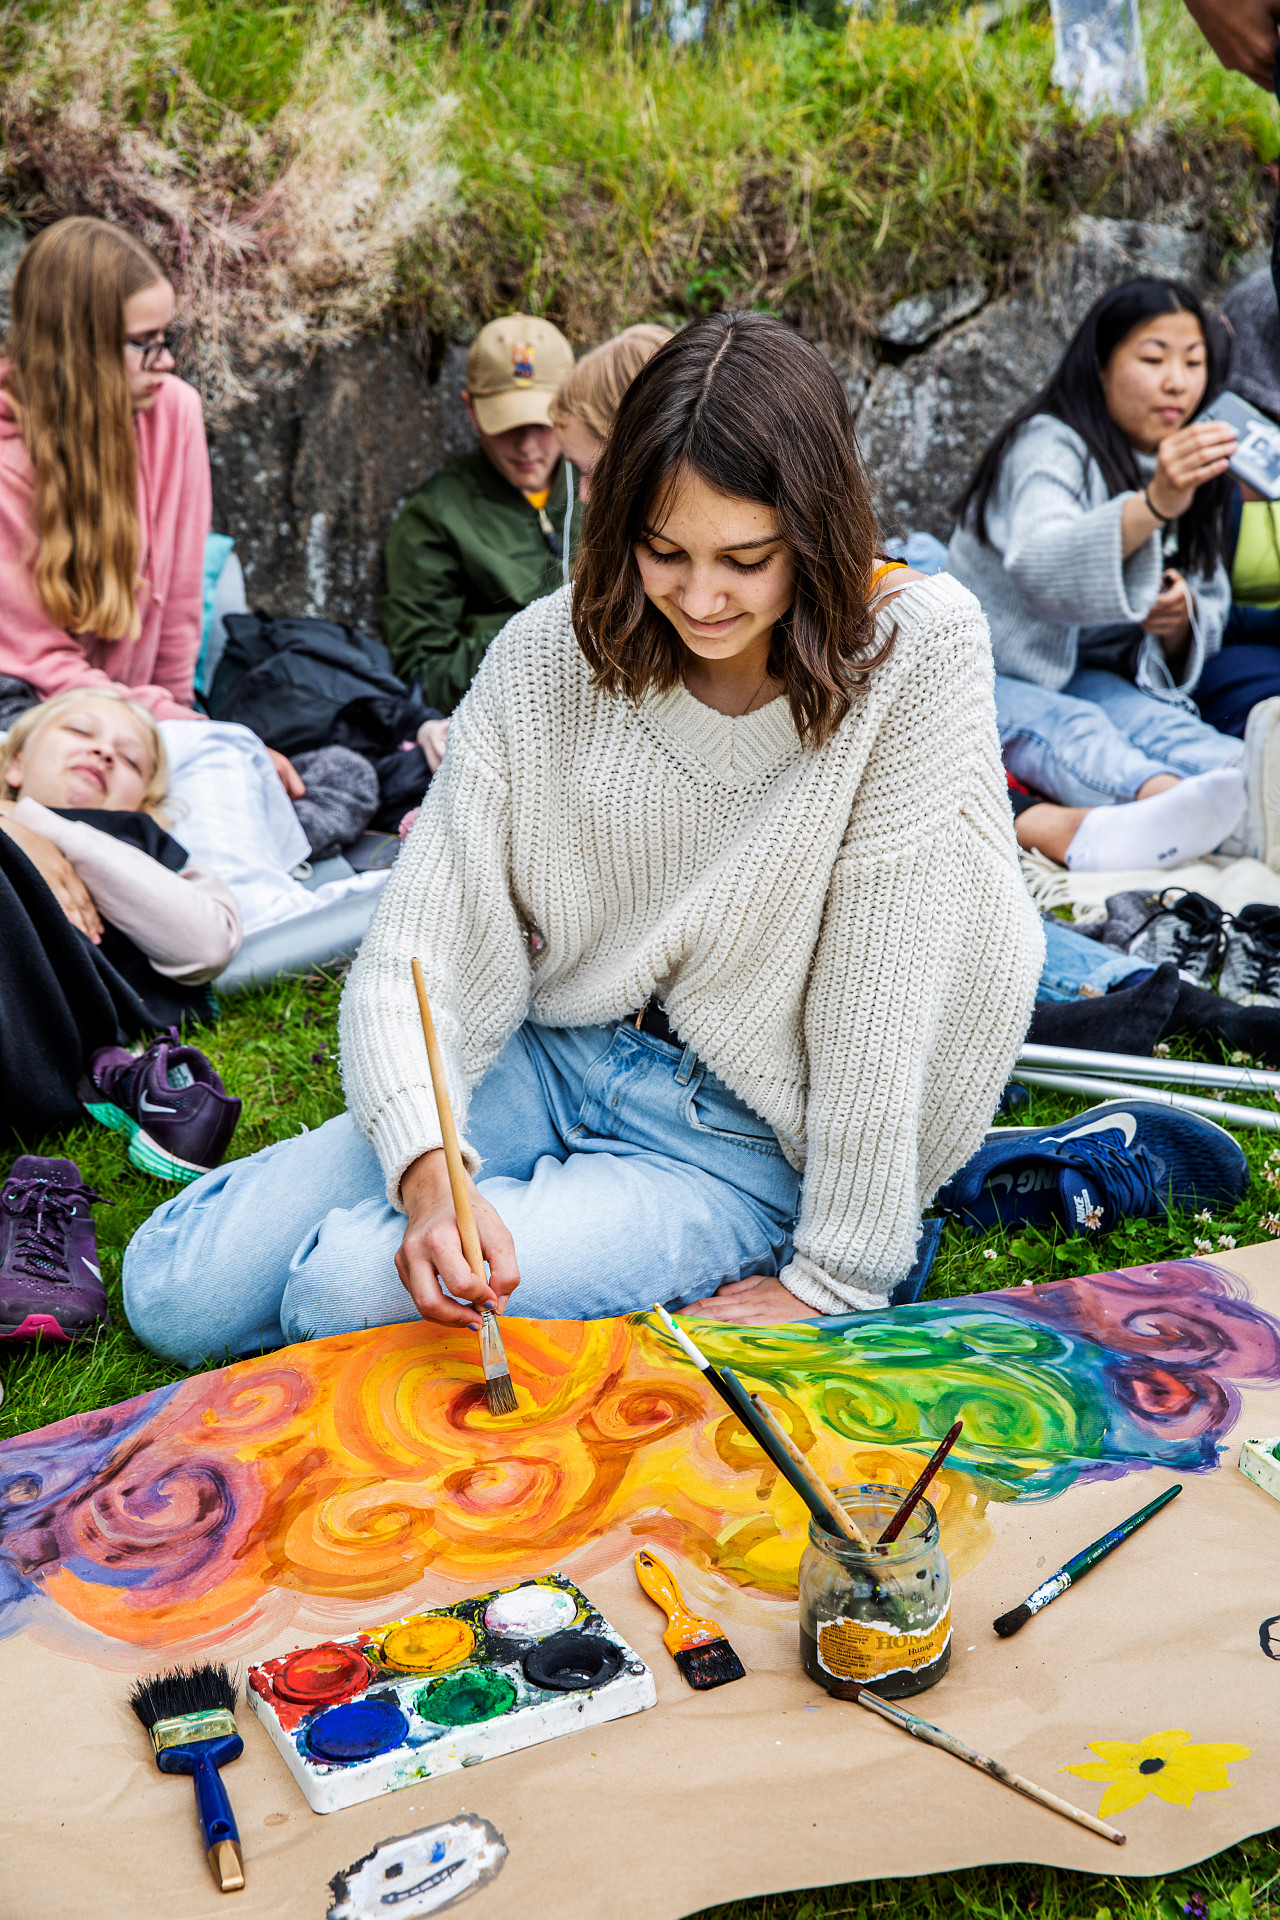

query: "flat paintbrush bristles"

left=484, top=1373, right=518, bottom=1417
left=672, top=1637, right=746, bottom=1691
left=992, top=1602, right=1032, bottom=1639
left=480, top=1311, right=517, bottom=1416
left=129, top=1662, right=239, bottom=1732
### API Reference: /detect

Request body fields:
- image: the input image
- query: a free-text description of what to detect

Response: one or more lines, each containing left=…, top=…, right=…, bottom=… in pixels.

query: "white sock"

left=1064, top=767, right=1247, bottom=873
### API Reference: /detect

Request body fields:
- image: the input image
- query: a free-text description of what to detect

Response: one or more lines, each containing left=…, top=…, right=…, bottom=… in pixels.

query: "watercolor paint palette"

left=1239, top=1436, right=1280, bottom=1504
left=247, top=1574, right=656, bottom=1813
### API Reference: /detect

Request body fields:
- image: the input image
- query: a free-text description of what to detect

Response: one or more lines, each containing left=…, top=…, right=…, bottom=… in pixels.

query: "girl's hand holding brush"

left=407, top=960, right=519, bottom=1413
left=398, top=1149, right=520, bottom=1330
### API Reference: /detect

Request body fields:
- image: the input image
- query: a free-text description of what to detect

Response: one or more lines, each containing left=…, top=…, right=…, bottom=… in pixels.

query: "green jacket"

left=380, top=451, right=569, bottom=713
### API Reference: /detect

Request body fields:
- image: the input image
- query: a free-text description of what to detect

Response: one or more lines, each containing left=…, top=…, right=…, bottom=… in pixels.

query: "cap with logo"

left=465, top=315, right=575, bottom=436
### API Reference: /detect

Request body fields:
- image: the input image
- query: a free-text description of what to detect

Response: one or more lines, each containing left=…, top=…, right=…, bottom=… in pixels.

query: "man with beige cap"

left=381, top=314, right=575, bottom=713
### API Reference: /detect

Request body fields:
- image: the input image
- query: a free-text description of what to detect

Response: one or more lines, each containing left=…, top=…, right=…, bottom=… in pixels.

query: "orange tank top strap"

left=868, top=558, right=909, bottom=606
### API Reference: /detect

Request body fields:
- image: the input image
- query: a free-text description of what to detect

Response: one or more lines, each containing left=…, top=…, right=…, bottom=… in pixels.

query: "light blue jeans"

left=1036, top=914, right=1148, bottom=1003
left=123, top=1021, right=804, bottom=1367
left=996, top=667, right=1243, bottom=806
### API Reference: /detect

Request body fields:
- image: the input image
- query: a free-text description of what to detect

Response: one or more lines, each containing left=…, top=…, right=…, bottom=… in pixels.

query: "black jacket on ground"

left=0, top=814, right=212, bottom=1141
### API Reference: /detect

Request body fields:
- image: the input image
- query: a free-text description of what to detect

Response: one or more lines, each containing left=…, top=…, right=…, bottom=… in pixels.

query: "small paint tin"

left=1239, top=1437, right=1280, bottom=1504
left=798, top=1483, right=951, bottom=1701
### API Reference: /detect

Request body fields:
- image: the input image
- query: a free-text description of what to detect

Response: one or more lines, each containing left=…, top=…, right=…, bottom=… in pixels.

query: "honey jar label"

left=816, top=1603, right=952, bottom=1682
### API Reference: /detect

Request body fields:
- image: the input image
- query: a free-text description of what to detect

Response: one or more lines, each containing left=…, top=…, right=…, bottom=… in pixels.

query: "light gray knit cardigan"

left=339, top=576, right=1043, bottom=1313
left=946, top=413, right=1230, bottom=699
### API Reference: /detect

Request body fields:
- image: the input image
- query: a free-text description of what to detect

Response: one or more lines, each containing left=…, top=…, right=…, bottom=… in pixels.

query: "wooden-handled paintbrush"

left=129, top=1663, right=247, bottom=1892
left=411, top=959, right=516, bottom=1416
left=851, top=1685, right=1125, bottom=1845
left=747, top=1393, right=871, bottom=1547
left=879, top=1420, right=964, bottom=1545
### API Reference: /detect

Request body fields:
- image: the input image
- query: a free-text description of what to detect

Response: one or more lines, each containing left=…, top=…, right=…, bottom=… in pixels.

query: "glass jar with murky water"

left=799, top=1483, right=950, bottom=1701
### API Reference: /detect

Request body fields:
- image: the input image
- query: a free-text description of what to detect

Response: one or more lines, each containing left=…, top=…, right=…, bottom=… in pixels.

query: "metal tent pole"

left=1017, top=1043, right=1280, bottom=1098
left=1014, top=1067, right=1280, bottom=1133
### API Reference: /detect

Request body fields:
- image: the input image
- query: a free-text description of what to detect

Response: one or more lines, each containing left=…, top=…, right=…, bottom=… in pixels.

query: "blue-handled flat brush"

left=129, top=1663, right=246, bottom=1893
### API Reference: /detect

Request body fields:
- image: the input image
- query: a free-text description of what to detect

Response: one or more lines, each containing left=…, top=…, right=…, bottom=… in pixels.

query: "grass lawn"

left=6, top=969, right=1280, bottom=1918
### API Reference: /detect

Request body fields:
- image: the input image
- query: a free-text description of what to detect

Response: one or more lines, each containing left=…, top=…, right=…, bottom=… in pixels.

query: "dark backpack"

left=208, top=611, right=423, bottom=757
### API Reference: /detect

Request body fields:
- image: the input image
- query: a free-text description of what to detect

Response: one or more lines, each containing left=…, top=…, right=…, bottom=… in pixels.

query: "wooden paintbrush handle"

left=879, top=1420, right=963, bottom=1545
left=857, top=1693, right=1125, bottom=1845
left=749, top=1394, right=869, bottom=1546
left=411, top=958, right=484, bottom=1280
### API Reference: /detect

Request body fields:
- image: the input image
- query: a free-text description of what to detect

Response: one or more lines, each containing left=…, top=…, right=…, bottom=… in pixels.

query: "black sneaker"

left=1122, top=889, right=1230, bottom=987
left=79, top=1029, right=240, bottom=1183
left=1219, top=904, right=1280, bottom=1009
left=0, top=1156, right=108, bottom=1342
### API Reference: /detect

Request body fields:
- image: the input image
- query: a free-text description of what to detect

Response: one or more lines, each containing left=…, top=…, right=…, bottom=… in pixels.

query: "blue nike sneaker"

left=937, top=1100, right=1249, bottom=1236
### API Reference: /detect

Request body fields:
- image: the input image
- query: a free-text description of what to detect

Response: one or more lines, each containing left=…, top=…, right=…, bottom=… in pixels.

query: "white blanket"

left=1020, top=846, right=1280, bottom=922
left=160, top=721, right=387, bottom=937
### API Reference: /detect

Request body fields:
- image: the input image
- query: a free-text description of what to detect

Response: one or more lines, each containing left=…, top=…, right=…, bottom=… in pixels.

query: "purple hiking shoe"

left=78, top=1028, right=241, bottom=1184
left=0, top=1156, right=108, bottom=1342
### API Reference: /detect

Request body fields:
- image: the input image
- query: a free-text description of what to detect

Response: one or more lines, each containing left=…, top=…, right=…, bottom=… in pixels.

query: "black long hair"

left=955, top=279, right=1230, bottom=581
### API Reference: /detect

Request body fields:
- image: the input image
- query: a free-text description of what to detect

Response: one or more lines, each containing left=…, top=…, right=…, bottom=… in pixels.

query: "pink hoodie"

left=0, top=369, right=212, bottom=722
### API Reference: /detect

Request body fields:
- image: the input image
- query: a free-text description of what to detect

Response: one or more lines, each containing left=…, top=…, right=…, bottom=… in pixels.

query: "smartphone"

left=1199, top=390, right=1280, bottom=501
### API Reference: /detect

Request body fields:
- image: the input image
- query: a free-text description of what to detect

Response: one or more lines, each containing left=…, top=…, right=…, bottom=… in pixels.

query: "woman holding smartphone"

left=947, top=279, right=1280, bottom=868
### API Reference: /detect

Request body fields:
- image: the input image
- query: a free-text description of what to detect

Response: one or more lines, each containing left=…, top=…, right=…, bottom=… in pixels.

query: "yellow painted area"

left=469, top=1380, right=541, bottom=1426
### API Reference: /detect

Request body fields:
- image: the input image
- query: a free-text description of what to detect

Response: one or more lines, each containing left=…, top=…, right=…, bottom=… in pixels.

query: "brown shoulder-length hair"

left=4, top=217, right=167, bottom=641
left=571, top=311, right=891, bottom=749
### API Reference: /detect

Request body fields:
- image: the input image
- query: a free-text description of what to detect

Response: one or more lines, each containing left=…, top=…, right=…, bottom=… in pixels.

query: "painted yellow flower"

left=1066, top=1730, right=1251, bottom=1818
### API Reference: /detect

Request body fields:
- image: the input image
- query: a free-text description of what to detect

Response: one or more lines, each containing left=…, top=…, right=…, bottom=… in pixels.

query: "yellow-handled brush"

left=411, top=958, right=517, bottom=1416
left=635, top=1549, right=745, bottom=1691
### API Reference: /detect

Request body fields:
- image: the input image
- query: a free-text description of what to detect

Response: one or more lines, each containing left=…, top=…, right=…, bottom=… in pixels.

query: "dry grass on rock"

left=0, top=0, right=456, bottom=403
left=0, top=0, right=1274, bottom=382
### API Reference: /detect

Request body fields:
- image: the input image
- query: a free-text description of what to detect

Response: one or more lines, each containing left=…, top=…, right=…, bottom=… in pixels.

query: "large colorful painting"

left=8, top=1252, right=1280, bottom=1920
left=2, top=1259, right=1278, bottom=1655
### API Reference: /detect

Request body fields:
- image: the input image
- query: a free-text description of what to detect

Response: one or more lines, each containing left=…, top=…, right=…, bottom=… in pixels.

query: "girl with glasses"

left=0, top=216, right=211, bottom=729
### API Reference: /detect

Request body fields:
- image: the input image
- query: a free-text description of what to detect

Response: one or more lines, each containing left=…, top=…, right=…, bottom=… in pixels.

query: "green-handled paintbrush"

left=993, top=1484, right=1182, bottom=1637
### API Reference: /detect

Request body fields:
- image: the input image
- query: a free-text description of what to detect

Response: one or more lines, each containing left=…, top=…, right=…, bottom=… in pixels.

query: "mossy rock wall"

left=0, top=212, right=1268, bottom=638
left=207, top=336, right=476, bottom=635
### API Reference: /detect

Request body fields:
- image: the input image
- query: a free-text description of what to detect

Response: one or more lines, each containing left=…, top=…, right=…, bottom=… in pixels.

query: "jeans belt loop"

left=674, top=1042, right=697, bottom=1087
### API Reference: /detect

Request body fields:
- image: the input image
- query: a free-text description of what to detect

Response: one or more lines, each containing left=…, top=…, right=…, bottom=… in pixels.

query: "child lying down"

left=0, top=688, right=241, bottom=1138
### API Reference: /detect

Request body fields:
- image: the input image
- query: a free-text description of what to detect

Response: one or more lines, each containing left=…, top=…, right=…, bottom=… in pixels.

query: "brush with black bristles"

left=635, top=1548, right=746, bottom=1690
left=412, top=958, right=518, bottom=1416
left=128, top=1663, right=246, bottom=1893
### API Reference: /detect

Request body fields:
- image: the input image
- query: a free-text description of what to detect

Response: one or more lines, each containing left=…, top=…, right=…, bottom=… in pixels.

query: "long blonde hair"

left=548, top=323, right=674, bottom=441
left=0, top=689, right=169, bottom=818
left=5, top=218, right=167, bottom=641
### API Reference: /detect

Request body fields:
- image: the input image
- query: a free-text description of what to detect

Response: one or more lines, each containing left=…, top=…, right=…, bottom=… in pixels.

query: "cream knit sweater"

left=340, top=575, right=1043, bottom=1313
